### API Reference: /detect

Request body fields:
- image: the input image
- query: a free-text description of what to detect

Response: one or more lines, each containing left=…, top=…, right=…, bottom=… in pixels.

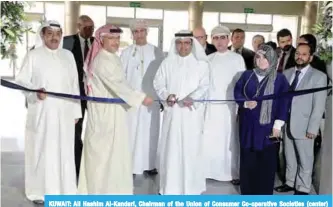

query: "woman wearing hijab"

left=234, top=44, right=290, bottom=195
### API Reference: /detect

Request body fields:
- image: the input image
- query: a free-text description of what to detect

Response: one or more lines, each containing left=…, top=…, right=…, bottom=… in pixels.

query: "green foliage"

left=0, top=1, right=32, bottom=59
left=313, top=1, right=332, bottom=63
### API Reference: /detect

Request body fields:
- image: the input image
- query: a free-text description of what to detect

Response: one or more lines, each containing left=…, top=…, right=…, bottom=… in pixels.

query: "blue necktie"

left=290, top=70, right=301, bottom=91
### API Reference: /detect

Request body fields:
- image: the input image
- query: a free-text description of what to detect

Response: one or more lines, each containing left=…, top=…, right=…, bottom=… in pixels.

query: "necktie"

left=277, top=52, right=286, bottom=73
left=84, top=39, right=89, bottom=61
left=290, top=70, right=301, bottom=91
left=235, top=48, right=241, bottom=54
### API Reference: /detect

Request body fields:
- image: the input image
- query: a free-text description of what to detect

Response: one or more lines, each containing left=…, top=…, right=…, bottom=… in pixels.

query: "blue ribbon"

left=1, top=79, right=331, bottom=103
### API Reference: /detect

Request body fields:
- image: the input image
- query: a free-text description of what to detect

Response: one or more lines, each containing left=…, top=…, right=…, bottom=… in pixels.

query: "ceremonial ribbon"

left=1, top=79, right=331, bottom=104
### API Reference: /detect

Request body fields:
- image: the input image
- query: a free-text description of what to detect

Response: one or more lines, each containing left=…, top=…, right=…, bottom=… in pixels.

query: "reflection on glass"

left=163, top=10, right=189, bottom=52
left=80, top=5, right=106, bottom=32
left=24, top=1, right=44, bottom=13
left=135, top=8, right=163, bottom=19
left=147, top=27, right=159, bottom=48
left=220, top=13, right=246, bottom=24
left=118, top=27, right=133, bottom=55
left=45, top=3, right=65, bottom=31
left=107, top=6, right=135, bottom=18
left=203, top=12, right=219, bottom=43
left=247, top=14, right=272, bottom=25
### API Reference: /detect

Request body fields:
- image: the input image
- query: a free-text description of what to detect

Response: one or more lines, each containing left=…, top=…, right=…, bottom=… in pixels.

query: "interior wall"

left=80, top=1, right=305, bottom=16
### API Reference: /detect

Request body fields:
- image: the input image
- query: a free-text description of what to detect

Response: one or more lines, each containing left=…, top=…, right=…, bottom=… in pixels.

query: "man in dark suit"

left=276, top=29, right=297, bottom=72
left=275, top=29, right=297, bottom=184
left=193, top=27, right=217, bottom=55
left=63, top=15, right=95, bottom=180
left=228, top=28, right=255, bottom=70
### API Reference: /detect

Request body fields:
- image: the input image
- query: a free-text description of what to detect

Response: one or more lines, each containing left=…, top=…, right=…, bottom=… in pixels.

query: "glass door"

left=106, top=17, right=163, bottom=54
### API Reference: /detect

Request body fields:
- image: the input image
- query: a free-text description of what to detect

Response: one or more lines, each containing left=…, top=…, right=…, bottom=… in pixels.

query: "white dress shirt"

left=78, top=34, right=92, bottom=61
left=289, top=65, right=310, bottom=88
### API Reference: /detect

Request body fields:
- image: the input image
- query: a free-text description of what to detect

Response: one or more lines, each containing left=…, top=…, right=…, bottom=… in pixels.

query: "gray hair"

left=252, top=34, right=265, bottom=42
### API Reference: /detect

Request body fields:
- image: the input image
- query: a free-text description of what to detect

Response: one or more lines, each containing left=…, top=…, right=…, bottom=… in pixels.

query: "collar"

left=43, top=45, right=58, bottom=54
left=78, top=33, right=90, bottom=42
left=295, top=64, right=310, bottom=75
left=232, top=46, right=243, bottom=53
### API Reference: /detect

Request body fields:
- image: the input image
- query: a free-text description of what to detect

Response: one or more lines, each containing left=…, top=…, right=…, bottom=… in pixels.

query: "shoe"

left=231, top=179, right=240, bottom=185
left=274, top=184, right=294, bottom=192
left=145, top=169, right=158, bottom=176
left=294, top=190, right=309, bottom=195
left=33, top=200, right=44, bottom=205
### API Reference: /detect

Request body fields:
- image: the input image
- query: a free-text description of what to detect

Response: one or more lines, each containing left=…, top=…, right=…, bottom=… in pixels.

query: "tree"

left=0, top=1, right=31, bottom=59
left=313, top=1, right=332, bottom=63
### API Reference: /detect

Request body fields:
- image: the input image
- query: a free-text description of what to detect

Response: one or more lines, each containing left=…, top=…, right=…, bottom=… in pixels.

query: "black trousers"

left=240, top=144, right=277, bottom=195
left=75, top=100, right=86, bottom=179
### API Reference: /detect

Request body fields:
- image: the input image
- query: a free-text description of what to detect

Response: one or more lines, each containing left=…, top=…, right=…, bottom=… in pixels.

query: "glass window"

left=272, top=15, right=298, bottom=46
left=220, top=12, right=246, bottom=24
left=135, top=8, right=163, bottom=19
left=80, top=5, right=106, bottom=33
left=147, top=27, right=160, bottom=47
left=44, top=3, right=64, bottom=31
left=107, top=6, right=134, bottom=18
left=163, top=10, right=189, bottom=52
left=118, top=27, right=133, bottom=55
left=24, top=1, right=44, bottom=13
left=203, top=12, right=219, bottom=43
left=247, top=14, right=272, bottom=25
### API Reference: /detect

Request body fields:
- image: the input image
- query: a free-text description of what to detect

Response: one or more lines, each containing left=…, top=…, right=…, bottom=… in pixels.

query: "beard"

left=296, top=59, right=310, bottom=69
left=282, top=44, right=292, bottom=51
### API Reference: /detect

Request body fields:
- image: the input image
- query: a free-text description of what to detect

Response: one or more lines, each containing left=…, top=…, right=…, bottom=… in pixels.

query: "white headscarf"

left=166, top=30, right=208, bottom=62
left=34, top=20, right=63, bottom=49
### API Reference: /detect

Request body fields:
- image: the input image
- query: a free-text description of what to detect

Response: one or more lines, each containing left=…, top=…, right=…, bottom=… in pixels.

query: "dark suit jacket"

left=277, top=46, right=296, bottom=71
left=63, top=34, right=94, bottom=99
left=228, top=46, right=255, bottom=70
left=311, top=55, right=327, bottom=75
left=205, top=42, right=217, bottom=55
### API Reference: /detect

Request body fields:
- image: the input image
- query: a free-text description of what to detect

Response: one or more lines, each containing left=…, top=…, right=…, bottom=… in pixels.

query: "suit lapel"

left=284, top=68, right=294, bottom=84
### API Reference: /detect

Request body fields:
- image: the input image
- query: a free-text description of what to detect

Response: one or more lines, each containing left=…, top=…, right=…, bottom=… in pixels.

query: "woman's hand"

left=272, top=128, right=281, bottom=138
left=245, top=101, right=257, bottom=109
left=167, top=94, right=177, bottom=107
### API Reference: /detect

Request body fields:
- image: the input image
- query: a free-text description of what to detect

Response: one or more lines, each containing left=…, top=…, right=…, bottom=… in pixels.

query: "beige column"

left=188, top=1, right=204, bottom=31
left=64, top=1, right=80, bottom=35
left=301, top=1, right=318, bottom=34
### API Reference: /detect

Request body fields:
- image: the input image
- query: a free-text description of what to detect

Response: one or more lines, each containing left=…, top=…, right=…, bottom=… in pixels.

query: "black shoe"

left=145, top=169, right=158, bottom=176
left=32, top=200, right=44, bottom=205
left=231, top=179, right=240, bottom=185
left=294, top=190, right=309, bottom=195
left=274, top=184, right=294, bottom=192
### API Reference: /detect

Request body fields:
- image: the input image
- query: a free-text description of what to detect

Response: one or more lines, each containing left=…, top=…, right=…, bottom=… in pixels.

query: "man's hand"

left=245, top=101, right=257, bottom=110
left=167, top=94, right=177, bottom=107
left=182, top=97, right=193, bottom=108
left=75, top=119, right=79, bottom=124
left=142, top=96, right=154, bottom=106
left=306, top=132, right=316, bottom=139
left=37, top=88, right=47, bottom=100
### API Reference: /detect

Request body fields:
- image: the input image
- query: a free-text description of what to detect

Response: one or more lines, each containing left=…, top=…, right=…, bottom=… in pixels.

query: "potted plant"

left=1, top=1, right=32, bottom=77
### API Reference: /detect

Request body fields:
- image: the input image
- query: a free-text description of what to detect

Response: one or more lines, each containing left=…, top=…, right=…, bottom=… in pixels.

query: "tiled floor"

left=0, top=84, right=317, bottom=207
